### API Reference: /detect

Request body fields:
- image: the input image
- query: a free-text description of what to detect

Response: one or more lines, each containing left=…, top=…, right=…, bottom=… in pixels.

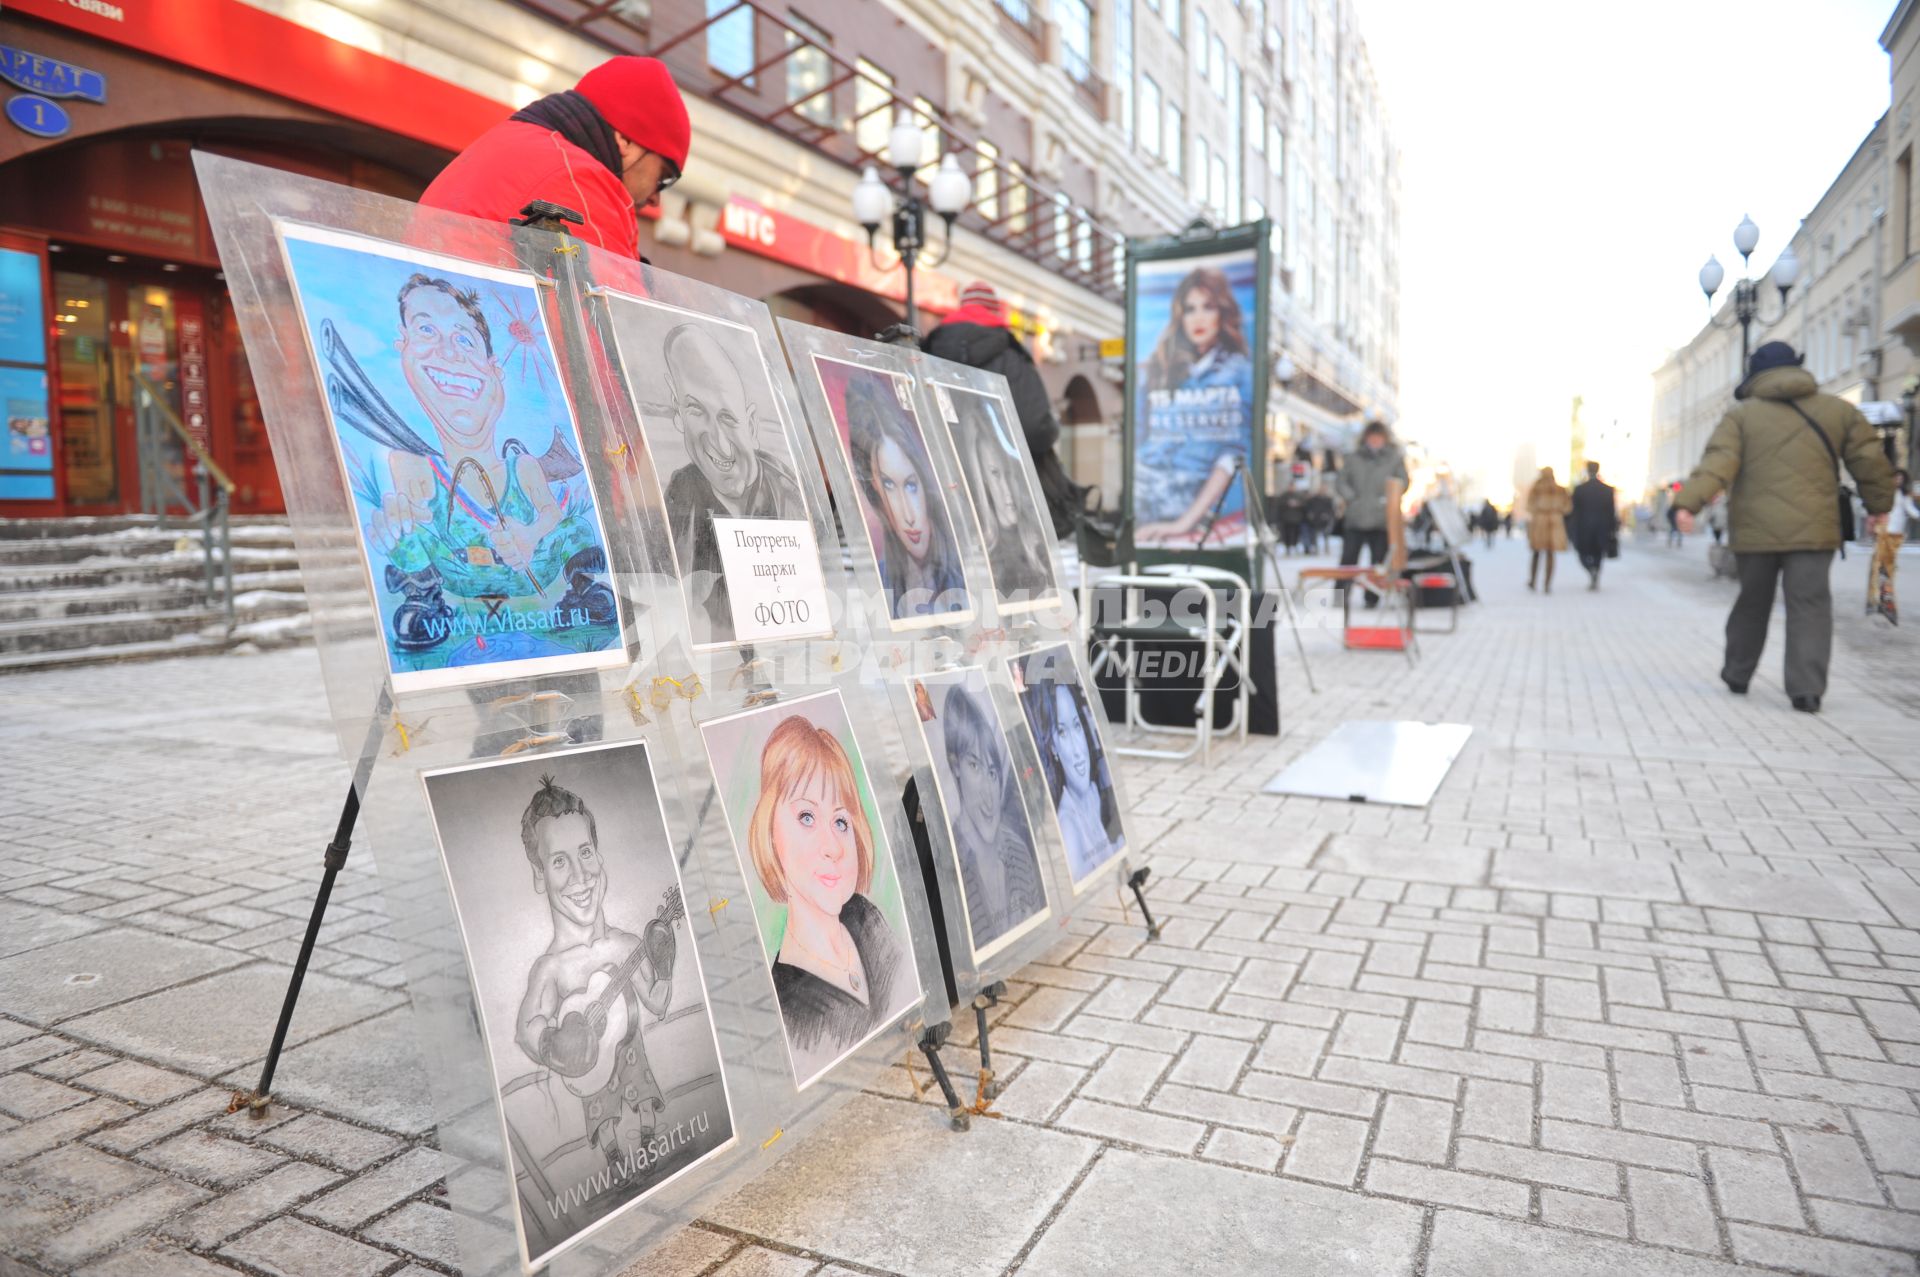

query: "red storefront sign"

left=7, top=0, right=502, bottom=155
left=719, top=196, right=958, bottom=314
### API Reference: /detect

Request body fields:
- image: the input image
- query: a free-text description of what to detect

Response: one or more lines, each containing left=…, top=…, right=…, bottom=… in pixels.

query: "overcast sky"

left=1358, top=0, right=1895, bottom=500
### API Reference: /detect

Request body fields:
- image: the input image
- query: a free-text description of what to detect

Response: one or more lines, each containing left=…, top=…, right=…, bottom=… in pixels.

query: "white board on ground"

left=1262, top=720, right=1472, bottom=808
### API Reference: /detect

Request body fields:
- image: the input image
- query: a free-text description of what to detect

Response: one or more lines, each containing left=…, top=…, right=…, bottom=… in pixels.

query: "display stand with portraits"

left=777, top=326, right=1150, bottom=1101
left=198, top=154, right=955, bottom=1276
left=198, top=149, right=1155, bottom=1275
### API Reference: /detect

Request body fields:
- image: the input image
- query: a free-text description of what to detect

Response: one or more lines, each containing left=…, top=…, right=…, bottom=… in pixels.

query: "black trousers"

left=1338, top=528, right=1391, bottom=606
left=1725, top=550, right=1834, bottom=700
left=1340, top=528, right=1391, bottom=568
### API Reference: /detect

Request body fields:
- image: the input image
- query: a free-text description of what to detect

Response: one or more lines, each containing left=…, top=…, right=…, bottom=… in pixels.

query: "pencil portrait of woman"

left=1134, top=265, right=1255, bottom=543
left=1017, top=650, right=1126, bottom=887
left=918, top=672, right=1049, bottom=958
left=841, top=374, right=968, bottom=621
left=950, top=389, right=1057, bottom=607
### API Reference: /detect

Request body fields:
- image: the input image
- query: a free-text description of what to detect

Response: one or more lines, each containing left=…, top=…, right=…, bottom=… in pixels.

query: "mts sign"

left=722, top=200, right=777, bottom=248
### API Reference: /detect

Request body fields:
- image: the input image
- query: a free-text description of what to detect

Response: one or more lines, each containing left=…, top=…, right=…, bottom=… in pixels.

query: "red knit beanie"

left=958, top=281, right=1002, bottom=314
left=576, top=57, right=691, bottom=172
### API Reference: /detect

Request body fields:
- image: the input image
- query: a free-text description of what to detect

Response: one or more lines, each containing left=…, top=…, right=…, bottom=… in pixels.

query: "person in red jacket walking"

left=420, top=56, right=690, bottom=259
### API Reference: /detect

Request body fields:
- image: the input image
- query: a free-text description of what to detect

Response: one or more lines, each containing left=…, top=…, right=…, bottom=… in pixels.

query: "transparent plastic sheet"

left=771, top=323, right=991, bottom=1011
left=900, top=357, right=1143, bottom=981
left=357, top=712, right=791, bottom=1277
left=555, top=242, right=956, bottom=1133
left=194, top=152, right=669, bottom=759
left=194, top=154, right=946, bottom=1276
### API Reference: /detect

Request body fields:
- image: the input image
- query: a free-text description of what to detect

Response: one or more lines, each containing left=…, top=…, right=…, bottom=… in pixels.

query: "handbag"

left=1784, top=400, right=1857, bottom=557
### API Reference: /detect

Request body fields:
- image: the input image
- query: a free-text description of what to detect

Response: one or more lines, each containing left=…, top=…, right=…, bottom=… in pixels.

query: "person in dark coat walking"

left=923, top=282, right=1080, bottom=536
left=1303, top=483, right=1336, bottom=555
left=1569, top=461, right=1618, bottom=590
left=1275, top=484, right=1309, bottom=553
left=1475, top=498, right=1500, bottom=547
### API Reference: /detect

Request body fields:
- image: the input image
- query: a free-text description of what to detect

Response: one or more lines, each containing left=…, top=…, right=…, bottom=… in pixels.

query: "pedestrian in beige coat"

left=1672, top=342, right=1893, bottom=712
left=1525, top=467, right=1571, bottom=592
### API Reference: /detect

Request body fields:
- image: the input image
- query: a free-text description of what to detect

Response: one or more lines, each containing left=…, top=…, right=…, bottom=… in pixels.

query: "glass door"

left=53, top=270, right=118, bottom=507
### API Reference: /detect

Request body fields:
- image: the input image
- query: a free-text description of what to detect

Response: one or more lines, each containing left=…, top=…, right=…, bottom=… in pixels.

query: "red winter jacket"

left=419, top=121, right=638, bottom=259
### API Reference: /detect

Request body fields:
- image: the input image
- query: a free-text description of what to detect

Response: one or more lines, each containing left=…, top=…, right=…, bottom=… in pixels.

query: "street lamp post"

left=852, top=116, right=973, bottom=333
left=1270, top=351, right=1297, bottom=491
left=1697, top=214, right=1800, bottom=379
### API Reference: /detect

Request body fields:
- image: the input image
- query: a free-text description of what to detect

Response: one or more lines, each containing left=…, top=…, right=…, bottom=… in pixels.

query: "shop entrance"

left=50, top=250, right=277, bottom=516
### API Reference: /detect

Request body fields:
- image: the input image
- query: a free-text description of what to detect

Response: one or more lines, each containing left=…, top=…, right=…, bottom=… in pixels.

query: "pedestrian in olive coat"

left=1672, top=342, right=1893, bottom=712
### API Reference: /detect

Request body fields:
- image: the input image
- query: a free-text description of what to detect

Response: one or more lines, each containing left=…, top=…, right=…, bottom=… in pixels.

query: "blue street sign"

left=5, top=94, right=70, bottom=139
left=0, top=45, right=107, bottom=102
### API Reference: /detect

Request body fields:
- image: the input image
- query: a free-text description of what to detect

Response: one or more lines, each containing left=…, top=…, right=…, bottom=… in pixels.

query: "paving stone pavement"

left=1, top=535, right=1917, bottom=1276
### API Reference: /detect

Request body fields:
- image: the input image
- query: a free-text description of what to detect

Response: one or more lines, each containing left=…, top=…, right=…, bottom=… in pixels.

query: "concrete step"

left=0, top=524, right=297, bottom=567
left=0, top=513, right=291, bottom=541
left=0, top=545, right=302, bottom=595
left=0, top=591, right=308, bottom=657
left=0, top=569, right=305, bottom=623
left=0, top=515, right=317, bottom=668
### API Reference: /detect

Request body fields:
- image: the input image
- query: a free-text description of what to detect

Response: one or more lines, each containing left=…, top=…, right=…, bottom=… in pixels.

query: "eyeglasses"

left=652, top=152, right=680, bottom=193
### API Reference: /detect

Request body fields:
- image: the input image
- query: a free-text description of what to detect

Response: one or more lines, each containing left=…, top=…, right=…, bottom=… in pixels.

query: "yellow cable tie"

left=708, top=897, right=728, bottom=920
left=605, top=441, right=628, bottom=458
left=761, top=1127, right=783, bottom=1149
left=903, top=1048, right=926, bottom=1098
left=552, top=242, right=579, bottom=256
left=623, top=684, right=651, bottom=725
left=394, top=720, right=412, bottom=753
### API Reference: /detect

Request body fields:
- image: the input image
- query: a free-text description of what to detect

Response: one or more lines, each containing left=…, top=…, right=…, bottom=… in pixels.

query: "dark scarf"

left=510, top=89, right=622, bottom=178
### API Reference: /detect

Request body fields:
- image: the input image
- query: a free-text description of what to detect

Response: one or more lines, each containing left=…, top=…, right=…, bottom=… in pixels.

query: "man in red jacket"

left=421, top=56, right=690, bottom=260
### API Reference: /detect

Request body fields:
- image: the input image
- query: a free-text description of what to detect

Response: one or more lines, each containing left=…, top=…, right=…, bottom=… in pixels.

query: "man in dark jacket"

left=923, top=282, right=1080, bottom=536
left=1569, top=461, right=1618, bottom=591
left=1673, top=342, right=1893, bottom=712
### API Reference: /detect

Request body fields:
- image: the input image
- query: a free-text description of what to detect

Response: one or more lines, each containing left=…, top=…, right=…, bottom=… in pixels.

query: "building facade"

left=1652, top=6, right=1920, bottom=490
left=0, top=0, right=1401, bottom=519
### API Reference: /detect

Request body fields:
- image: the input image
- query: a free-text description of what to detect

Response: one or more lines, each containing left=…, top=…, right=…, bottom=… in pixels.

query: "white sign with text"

left=712, top=517, right=833, bottom=644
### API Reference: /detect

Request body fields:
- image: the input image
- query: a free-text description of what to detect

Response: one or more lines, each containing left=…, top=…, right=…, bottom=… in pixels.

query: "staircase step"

left=0, top=547, right=302, bottom=594
left=0, top=571, right=304, bottom=622
left=0, top=526, right=297, bottom=566
left=0, top=593, right=308, bottom=657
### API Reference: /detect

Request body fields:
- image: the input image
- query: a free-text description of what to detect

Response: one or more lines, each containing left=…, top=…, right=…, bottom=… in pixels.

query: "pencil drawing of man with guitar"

left=512, top=774, right=685, bottom=1175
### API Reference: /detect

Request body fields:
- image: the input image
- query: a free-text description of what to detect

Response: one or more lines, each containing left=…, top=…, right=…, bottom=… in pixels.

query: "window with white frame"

left=1115, top=0, right=1135, bottom=141
left=786, top=14, right=833, bottom=126
left=977, top=139, right=1000, bottom=218
left=1168, top=102, right=1185, bottom=176
left=1141, top=74, right=1163, bottom=157
left=707, top=0, right=756, bottom=82
left=854, top=59, right=895, bottom=157
left=1057, top=0, right=1095, bottom=84
left=1194, top=134, right=1210, bottom=200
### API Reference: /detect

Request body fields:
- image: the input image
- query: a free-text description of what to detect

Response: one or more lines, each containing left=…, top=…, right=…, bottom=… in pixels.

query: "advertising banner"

left=1124, top=223, right=1271, bottom=568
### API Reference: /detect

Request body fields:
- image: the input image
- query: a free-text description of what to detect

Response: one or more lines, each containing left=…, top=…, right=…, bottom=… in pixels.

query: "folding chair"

left=1076, top=513, right=1244, bottom=764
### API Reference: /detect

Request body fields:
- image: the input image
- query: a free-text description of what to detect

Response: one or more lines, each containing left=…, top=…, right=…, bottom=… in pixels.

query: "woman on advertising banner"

left=1134, top=262, right=1256, bottom=544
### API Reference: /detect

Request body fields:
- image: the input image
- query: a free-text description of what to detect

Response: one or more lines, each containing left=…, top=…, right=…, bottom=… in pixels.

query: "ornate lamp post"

left=852, top=116, right=973, bottom=332
left=1698, top=214, right=1800, bottom=380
